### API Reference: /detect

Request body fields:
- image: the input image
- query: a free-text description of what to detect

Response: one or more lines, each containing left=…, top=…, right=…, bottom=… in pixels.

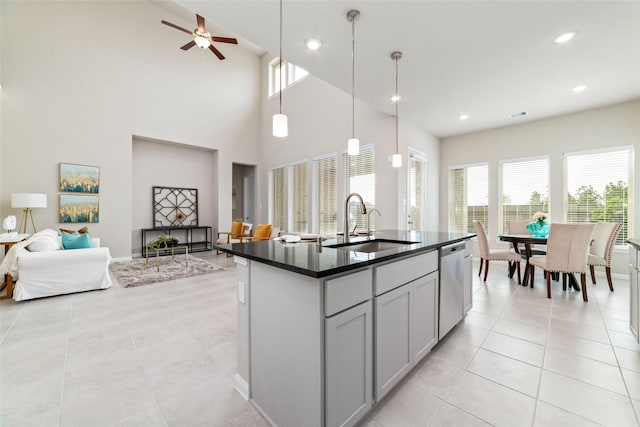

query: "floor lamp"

left=11, top=193, right=47, bottom=234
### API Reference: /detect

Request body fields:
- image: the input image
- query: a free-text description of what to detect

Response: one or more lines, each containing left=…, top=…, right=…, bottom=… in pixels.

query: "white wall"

left=131, top=138, right=217, bottom=257
left=0, top=1, right=261, bottom=257
left=440, top=99, right=640, bottom=274
left=258, top=54, right=440, bottom=233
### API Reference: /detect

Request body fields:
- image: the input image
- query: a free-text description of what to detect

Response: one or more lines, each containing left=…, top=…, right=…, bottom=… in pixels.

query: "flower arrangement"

left=527, top=212, right=550, bottom=237
left=532, top=212, right=548, bottom=222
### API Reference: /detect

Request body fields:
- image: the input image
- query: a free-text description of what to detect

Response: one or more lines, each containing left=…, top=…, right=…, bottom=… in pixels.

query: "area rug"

left=110, top=256, right=224, bottom=288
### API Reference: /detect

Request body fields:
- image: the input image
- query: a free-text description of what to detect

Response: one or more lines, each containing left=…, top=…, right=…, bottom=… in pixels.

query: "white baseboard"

left=234, top=373, right=249, bottom=400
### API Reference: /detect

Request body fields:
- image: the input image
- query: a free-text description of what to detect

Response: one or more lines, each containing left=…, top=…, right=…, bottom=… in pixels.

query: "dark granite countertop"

left=628, top=240, right=640, bottom=250
left=214, top=229, right=476, bottom=278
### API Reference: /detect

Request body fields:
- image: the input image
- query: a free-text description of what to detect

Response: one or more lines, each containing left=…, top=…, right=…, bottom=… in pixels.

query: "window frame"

left=313, top=152, right=338, bottom=235
left=268, top=57, right=309, bottom=98
left=344, top=144, right=376, bottom=233
left=287, top=159, right=311, bottom=233
left=269, top=165, right=286, bottom=231
left=448, top=162, right=489, bottom=234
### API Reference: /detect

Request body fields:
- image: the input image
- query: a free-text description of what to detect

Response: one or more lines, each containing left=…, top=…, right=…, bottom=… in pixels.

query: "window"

left=408, top=151, right=427, bottom=231
left=565, top=147, right=633, bottom=245
left=270, top=167, right=285, bottom=230
left=314, top=154, right=337, bottom=234
left=500, top=157, right=549, bottom=233
left=345, top=144, right=375, bottom=232
left=269, top=58, right=309, bottom=97
left=289, top=162, right=309, bottom=233
left=449, top=164, right=489, bottom=233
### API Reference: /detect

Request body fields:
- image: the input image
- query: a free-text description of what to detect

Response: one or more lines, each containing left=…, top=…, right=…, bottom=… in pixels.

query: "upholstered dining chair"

left=528, top=223, right=595, bottom=301
left=473, top=220, right=522, bottom=284
left=506, top=220, right=547, bottom=256
left=588, top=222, right=621, bottom=292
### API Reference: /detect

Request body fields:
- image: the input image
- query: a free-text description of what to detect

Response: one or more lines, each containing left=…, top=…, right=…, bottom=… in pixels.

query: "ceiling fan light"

left=194, top=35, right=211, bottom=49
left=392, top=154, right=402, bottom=168
left=273, top=113, right=288, bottom=137
left=348, top=138, right=360, bottom=156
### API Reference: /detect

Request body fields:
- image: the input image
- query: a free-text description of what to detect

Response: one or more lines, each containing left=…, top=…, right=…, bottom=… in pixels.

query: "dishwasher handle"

left=440, top=242, right=465, bottom=257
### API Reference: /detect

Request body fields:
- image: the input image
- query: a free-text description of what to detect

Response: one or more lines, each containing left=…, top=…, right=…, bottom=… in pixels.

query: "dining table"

left=497, top=233, right=581, bottom=292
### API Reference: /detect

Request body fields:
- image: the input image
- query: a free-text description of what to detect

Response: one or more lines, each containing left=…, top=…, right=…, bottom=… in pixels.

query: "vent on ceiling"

left=509, top=111, right=528, bottom=119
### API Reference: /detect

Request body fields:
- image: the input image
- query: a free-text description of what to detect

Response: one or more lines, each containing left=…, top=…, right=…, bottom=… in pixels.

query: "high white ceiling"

left=172, top=1, right=640, bottom=138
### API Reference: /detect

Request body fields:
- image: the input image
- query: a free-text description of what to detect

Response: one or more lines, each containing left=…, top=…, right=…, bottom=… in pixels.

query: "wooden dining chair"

left=588, top=222, right=621, bottom=292
left=472, top=220, right=521, bottom=283
left=528, top=223, right=595, bottom=301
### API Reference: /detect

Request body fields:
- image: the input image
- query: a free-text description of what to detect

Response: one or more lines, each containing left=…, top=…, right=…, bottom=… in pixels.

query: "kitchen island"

left=216, top=230, right=475, bottom=427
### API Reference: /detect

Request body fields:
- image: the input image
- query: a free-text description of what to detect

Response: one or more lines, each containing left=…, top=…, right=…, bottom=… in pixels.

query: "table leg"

left=156, top=249, right=160, bottom=272
left=0, top=274, right=14, bottom=300
left=185, top=247, right=189, bottom=267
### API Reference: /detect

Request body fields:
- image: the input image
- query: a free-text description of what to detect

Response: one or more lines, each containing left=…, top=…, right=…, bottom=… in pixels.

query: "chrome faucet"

left=344, top=193, right=367, bottom=243
left=367, top=209, right=381, bottom=236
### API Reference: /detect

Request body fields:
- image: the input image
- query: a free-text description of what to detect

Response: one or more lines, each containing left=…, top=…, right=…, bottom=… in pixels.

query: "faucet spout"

left=344, top=192, right=367, bottom=243
left=367, top=209, right=382, bottom=236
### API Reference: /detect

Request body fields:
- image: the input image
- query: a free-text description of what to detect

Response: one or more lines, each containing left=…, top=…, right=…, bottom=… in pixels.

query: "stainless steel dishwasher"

left=439, top=241, right=465, bottom=339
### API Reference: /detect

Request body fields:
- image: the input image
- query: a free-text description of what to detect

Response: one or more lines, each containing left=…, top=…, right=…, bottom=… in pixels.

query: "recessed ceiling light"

left=553, top=31, right=577, bottom=44
left=390, top=94, right=401, bottom=102
left=573, top=85, right=587, bottom=92
left=459, top=114, right=469, bottom=121
left=305, top=39, right=322, bottom=50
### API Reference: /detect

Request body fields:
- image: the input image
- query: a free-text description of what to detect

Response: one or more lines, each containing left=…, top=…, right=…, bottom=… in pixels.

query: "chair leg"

left=605, top=267, right=614, bottom=292
left=483, top=260, right=490, bottom=282
left=478, top=258, right=484, bottom=277
left=546, top=270, right=551, bottom=299
left=562, top=273, right=567, bottom=291
left=516, top=262, right=521, bottom=285
left=590, top=265, right=596, bottom=284
left=581, top=273, right=588, bottom=302
left=530, top=265, right=535, bottom=288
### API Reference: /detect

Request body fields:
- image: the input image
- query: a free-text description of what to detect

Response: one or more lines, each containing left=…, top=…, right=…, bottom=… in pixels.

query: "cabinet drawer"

left=375, top=251, right=437, bottom=296
left=325, top=269, right=373, bottom=317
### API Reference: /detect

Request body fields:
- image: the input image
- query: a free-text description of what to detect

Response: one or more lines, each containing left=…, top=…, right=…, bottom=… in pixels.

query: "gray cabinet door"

left=412, top=271, right=438, bottom=364
left=325, top=300, right=373, bottom=427
left=631, top=266, right=639, bottom=342
left=375, top=283, right=412, bottom=401
left=463, top=255, right=473, bottom=314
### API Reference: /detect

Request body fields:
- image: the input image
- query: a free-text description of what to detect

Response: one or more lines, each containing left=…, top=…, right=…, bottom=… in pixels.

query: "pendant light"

left=391, top=51, right=402, bottom=168
left=346, top=10, right=360, bottom=155
left=272, top=0, right=288, bottom=137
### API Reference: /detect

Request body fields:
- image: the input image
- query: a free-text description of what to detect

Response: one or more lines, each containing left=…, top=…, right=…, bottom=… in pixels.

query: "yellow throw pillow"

left=254, top=224, right=272, bottom=241
left=231, top=221, right=244, bottom=239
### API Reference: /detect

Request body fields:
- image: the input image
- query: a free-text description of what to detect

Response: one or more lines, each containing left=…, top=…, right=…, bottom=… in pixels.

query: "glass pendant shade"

left=273, top=113, right=288, bottom=137
left=347, top=138, right=360, bottom=156
left=392, top=153, right=402, bottom=168
left=194, top=35, right=211, bottom=49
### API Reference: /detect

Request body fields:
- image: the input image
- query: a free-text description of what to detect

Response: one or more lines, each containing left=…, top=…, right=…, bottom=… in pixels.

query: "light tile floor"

left=1, top=254, right=639, bottom=426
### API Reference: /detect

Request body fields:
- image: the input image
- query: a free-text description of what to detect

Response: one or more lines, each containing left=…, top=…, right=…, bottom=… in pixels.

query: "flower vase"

left=526, top=220, right=550, bottom=238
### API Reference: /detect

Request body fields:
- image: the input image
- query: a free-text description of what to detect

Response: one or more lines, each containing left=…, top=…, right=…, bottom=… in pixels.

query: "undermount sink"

left=326, top=239, right=417, bottom=253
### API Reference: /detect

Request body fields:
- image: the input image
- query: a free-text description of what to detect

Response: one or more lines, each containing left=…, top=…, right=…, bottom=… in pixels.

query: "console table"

left=140, top=226, right=212, bottom=256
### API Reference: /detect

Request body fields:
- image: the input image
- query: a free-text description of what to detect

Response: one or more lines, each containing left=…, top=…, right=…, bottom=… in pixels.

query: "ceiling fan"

left=161, top=14, right=238, bottom=60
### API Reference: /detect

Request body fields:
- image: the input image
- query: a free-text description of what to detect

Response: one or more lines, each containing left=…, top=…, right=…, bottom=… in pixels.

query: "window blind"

left=346, top=145, right=375, bottom=232
left=500, top=157, right=549, bottom=233
left=566, top=148, right=632, bottom=245
left=289, top=162, right=309, bottom=233
left=271, top=167, right=285, bottom=230
left=449, top=164, right=488, bottom=233
left=408, top=154, right=425, bottom=231
left=314, top=155, right=337, bottom=234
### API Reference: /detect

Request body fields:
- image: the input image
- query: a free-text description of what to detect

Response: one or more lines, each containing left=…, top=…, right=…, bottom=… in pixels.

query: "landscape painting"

left=59, top=195, right=99, bottom=223
left=60, top=163, right=100, bottom=193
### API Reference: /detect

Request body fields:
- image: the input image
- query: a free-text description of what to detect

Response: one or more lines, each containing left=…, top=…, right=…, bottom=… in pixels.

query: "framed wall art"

left=59, top=163, right=100, bottom=193
left=59, top=194, right=100, bottom=223
left=153, top=186, right=198, bottom=227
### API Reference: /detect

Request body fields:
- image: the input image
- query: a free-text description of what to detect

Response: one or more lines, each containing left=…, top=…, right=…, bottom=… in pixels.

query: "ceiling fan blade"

left=209, top=45, right=225, bottom=60
left=180, top=40, right=196, bottom=51
left=196, top=14, right=205, bottom=32
left=211, top=36, right=238, bottom=45
left=161, top=20, right=192, bottom=35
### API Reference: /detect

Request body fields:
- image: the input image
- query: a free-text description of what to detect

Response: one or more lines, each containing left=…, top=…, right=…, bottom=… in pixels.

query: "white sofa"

left=7, top=231, right=112, bottom=301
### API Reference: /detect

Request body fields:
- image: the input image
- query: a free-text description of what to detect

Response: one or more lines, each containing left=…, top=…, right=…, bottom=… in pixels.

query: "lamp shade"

left=11, top=193, right=47, bottom=208
left=273, top=113, right=288, bottom=137
left=347, top=138, right=360, bottom=156
left=392, top=154, right=402, bottom=168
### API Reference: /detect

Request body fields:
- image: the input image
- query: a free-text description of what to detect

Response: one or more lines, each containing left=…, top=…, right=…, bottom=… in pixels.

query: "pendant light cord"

left=351, top=12, right=356, bottom=139
left=279, top=0, right=283, bottom=115
left=395, top=55, right=399, bottom=153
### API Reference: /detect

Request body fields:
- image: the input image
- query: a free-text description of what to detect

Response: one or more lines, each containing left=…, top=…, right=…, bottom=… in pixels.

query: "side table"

left=0, top=233, right=30, bottom=300
left=145, top=245, right=189, bottom=272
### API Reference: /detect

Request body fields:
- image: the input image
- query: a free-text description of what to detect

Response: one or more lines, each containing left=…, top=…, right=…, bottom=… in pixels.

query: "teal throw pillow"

left=61, top=231, right=94, bottom=250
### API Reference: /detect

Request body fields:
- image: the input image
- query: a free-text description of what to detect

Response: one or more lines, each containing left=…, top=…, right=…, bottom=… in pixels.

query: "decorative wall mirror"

left=152, top=186, right=198, bottom=227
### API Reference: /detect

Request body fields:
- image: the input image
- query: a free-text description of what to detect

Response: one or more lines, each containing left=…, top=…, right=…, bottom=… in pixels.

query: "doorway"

left=232, top=163, right=256, bottom=226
